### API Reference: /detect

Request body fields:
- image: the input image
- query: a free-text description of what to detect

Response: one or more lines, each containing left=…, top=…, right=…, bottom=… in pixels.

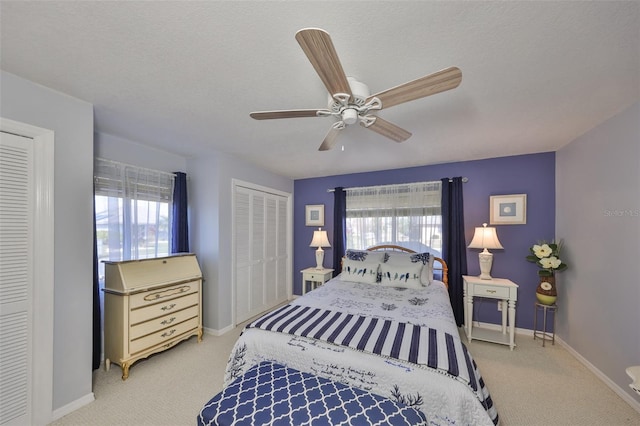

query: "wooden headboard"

left=366, top=244, right=449, bottom=288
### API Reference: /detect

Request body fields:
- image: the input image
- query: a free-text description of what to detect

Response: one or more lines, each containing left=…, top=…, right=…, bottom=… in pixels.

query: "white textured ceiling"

left=1, top=1, right=638, bottom=179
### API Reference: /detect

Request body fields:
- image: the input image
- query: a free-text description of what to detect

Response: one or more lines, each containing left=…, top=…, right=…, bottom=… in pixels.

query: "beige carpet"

left=51, top=326, right=640, bottom=425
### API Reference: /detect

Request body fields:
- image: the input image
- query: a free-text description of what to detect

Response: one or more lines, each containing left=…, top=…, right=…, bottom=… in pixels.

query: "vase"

left=536, top=275, right=557, bottom=305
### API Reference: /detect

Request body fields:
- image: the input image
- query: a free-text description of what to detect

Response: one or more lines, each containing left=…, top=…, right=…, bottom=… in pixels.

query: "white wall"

left=556, top=102, right=640, bottom=401
left=1, top=71, right=94, bottom=412
left=95, top=132, right=186, bottom=172
left=188, top=150, right=293, bottom=331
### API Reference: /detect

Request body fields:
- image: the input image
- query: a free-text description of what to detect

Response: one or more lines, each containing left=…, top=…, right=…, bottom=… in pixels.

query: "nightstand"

left=300, top=267, right=333, bottom=294
left=462, top=275, right=519, bottom=350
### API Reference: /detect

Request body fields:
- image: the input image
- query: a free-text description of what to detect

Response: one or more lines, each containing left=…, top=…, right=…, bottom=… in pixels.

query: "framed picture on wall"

left=490, top=194, right=527, bottom=225
left=305, top=204, right=324, bottom=226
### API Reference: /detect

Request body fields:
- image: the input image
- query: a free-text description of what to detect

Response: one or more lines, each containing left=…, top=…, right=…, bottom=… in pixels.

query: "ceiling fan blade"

left=295, top=28, right=352, bottom=99
left=250, top=109, right=325, bottom=120
left=318, top=125, right=342, bottom=151
left=367, top=67, right=462, bottom=110
left=361, top=116, right=412, bottom=142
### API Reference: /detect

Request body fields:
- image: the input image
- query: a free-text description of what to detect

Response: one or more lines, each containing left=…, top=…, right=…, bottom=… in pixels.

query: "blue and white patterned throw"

left=198, top=361, right=427, bottom=426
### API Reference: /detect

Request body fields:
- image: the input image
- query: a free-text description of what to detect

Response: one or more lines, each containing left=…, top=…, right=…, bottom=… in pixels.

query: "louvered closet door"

left=0, top=132, right=33, bottom=425
left=274, top=197, right=288, bottom=301
left=234, top=185, right=289, bottom=324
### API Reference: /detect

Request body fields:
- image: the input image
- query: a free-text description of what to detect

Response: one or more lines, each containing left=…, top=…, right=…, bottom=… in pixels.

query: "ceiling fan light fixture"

left=342, top=108, right=358, bottom=125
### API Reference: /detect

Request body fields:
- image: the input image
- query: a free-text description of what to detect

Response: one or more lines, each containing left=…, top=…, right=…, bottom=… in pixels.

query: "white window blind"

left=345, top=181, right=442, bottom=254
left=94, top=158, right=174, bottom=264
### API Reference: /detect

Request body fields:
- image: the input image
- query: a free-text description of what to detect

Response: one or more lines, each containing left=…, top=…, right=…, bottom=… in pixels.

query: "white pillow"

left=379, top=262, right=423, bottom=289
left=341, top=259, right=379, bottom=284
left=384, top=252, right=434, bottom=285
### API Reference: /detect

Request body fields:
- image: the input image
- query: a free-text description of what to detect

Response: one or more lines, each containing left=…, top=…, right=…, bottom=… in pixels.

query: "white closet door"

left=0, top=132, right=33, bottom=426
left=275, top=197, right=288, bottom=301
left=250, top=193, right=265, bottom=314
left=234, top=188, right=252, bottom=322
left=234, top=184, right=290, bottom=324
left=264, top=197, right=276, bottom=307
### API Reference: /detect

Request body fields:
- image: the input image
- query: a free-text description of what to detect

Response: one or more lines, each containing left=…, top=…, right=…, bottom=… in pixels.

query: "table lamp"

left=309, top=228, right=331, bottom=269
left=468, top=223, right=503, bottom=279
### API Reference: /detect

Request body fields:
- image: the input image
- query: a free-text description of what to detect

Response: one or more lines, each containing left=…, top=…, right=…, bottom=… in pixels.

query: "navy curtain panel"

left=441, top=177, right=468, bottom=326
left=92, top=189, right=101, bottom=370
left=171, top=172, right=189, bottom=253
left=332, top=187, right=347, bottom=276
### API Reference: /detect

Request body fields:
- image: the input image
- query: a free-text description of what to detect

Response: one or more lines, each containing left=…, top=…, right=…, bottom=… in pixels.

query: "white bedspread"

left=225, top=276, right=497, bottom=426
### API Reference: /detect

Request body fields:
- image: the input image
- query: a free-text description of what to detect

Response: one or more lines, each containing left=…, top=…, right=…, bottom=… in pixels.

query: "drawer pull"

left=161, top=303, right=177, bottom=311
left=161, top=329, right=176, bottom=338
left=144, top=285, right=191, bottom=302
left=486, top=290, right=497, bottom=294
left=161, top=317, right=176, bottom=325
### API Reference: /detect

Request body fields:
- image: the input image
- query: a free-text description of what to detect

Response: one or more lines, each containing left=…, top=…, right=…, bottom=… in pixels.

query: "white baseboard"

left=555, top=336, right=640, bottom=415
left=51, top=392, right=95, bottom=421
left=203, top=324, right=234, bottom=336
left=470, top=321, right=640, bottom=414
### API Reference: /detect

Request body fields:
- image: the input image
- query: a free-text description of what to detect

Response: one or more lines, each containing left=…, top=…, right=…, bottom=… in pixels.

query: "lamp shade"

left=468, top=223, right=502, bottom=280
left=468, top=223, right=503, bottom=250
left=310, top=229, right=331, bottom=248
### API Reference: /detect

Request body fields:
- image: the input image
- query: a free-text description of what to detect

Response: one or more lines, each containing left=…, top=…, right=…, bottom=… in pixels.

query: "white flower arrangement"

left=526, top=242, right=568, bottom=277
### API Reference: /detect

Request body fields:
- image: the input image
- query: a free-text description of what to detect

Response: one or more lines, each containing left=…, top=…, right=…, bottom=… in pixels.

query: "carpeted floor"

left=51, top=326, right=640, bottom=425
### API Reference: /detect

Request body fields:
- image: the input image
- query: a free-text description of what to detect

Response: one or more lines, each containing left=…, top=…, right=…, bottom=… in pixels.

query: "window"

left=94, top=159, right=175, bottom=281
left=345, top=181, right=442, bottom=254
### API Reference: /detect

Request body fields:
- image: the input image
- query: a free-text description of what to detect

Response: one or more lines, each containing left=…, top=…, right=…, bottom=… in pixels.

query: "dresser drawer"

left=130, top=281, right=199, bottom=309
left=473, top=284, right=510, bottom=299
left=130, top=305, right=199, bottom=340
left=130, top=291, right=199, bottom=325
left=130, top=316, right=199, bottom=354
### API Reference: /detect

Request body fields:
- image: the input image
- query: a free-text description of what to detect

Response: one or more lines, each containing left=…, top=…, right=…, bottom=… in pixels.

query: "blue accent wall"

left=294, top=152, right=555, bottom=330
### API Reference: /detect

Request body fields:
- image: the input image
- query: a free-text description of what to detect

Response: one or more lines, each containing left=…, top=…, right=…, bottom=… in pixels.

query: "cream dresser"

left=103, top=254, right=203, bottom=380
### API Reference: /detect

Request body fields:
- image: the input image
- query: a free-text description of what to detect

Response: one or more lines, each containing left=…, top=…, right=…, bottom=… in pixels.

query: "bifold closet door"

left=0, top=132, right=34, bottom=425
left=234, top=185, right=289, bottom=324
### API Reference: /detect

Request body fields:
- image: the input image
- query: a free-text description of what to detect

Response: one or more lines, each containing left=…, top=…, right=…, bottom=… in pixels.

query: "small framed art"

left=490, top=194, right=527, bottom=225
left=305, top=204, right=324, bottom=226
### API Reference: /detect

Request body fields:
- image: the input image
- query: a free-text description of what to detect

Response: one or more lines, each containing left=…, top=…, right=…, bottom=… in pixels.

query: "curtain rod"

left=326, top=177, right=468, bottom=192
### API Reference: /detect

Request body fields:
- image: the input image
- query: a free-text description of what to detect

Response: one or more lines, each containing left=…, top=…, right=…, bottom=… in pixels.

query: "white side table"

left=300, top=267, right=334, bottom=295
left=463, top=275, right=519, bottom=350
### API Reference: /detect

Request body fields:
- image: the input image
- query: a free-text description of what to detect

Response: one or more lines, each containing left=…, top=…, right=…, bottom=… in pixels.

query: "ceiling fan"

left=250, top=28, right=462, bottom=151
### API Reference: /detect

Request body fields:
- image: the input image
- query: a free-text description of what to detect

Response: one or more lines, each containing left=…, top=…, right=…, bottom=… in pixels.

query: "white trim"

left=468, top=322, right=640, bottom=414
left=556, top=336, right=640, bottom=415
left=203, top=325, right=235, bottom=336
left=1, top=117, right=55, bottom=426
left=51, top=392, right=95, bottom=421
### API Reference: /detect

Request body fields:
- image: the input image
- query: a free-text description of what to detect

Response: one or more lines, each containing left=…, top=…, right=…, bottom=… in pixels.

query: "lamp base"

left=478, top=250, right=494, bottom=280
left=315, top=247, right=325, bottom=269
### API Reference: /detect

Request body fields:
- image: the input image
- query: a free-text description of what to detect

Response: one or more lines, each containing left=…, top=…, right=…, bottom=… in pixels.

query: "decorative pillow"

left=345, top=249, right=385, bottom=263
left=341, top=259, right=380, bottom=284
left=383, top=252, right=434, bottom=285
left=379, top=262, right=423, bottom=289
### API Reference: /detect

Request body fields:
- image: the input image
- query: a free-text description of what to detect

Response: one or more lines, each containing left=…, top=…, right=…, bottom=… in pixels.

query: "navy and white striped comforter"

left=225, top=277, right=498, bottom=426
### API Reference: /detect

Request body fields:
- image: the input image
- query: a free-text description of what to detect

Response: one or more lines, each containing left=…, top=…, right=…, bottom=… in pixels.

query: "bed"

left=223, top=245, right=498, bottom=425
